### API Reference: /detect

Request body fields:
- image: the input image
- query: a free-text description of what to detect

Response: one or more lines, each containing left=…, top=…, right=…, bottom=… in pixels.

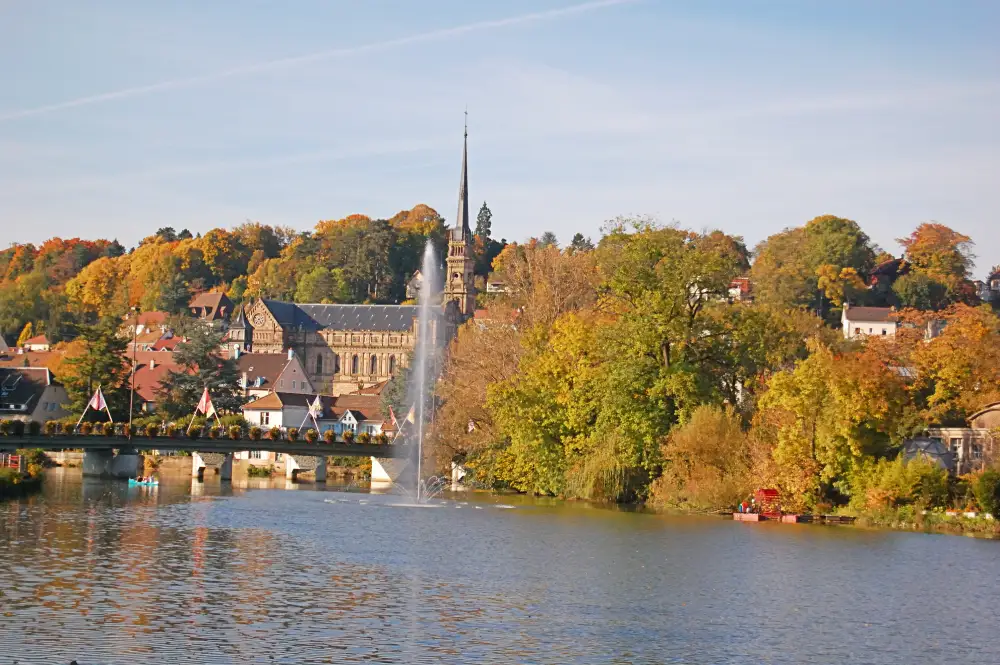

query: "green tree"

left=893, top=273, right=950, bottom=311
left=475, top=201, right=492, bottom=240
left=60, top=317, right=130, bottom=418
left=156, top=322, right=244, bottom=419
left=569, top=233, right=595, bottom=252
left=538, top=231, right=559, bottom=248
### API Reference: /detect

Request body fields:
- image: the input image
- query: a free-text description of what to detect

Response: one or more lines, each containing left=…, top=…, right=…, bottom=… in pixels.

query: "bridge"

left=0, top=435, right=411, bottom=482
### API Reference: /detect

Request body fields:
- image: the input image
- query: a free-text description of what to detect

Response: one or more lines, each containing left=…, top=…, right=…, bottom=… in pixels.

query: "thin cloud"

left=0, top=0, right=638, bottom=122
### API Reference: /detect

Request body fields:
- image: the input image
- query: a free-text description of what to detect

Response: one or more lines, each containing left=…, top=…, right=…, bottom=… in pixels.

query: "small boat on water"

left=128, top=478, right=159, bottom=487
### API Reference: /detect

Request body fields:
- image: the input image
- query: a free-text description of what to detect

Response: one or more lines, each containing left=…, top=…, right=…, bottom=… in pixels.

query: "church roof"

left=259, top=299, right=418, bottom=332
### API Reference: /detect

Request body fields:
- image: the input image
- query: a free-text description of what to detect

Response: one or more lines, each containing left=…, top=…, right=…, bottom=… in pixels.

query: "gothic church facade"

left=228, top=125, right=477, bottom=395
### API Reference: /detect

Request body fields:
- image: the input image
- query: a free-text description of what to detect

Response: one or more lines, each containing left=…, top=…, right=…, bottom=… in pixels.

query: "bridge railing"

left=0, top=419, right=398, bottom=448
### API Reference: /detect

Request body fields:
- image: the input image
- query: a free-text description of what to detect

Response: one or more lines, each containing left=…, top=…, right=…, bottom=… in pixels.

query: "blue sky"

left=1, top=0, right=998, bottom=275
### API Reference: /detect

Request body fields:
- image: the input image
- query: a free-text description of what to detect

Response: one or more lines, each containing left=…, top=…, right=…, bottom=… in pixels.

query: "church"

left=227, top=125, right=477, bottom=395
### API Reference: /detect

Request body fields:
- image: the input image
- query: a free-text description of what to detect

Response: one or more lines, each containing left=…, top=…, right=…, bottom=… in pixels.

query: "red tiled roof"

left=188, top=292, right=233, bottom=320
left=130, top=359, right=183, bottom=403
left=23, top=334, right=50, bottom=346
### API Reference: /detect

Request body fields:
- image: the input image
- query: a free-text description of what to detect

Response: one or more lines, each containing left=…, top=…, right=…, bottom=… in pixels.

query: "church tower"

left=445, top=116, right=476, bottom=318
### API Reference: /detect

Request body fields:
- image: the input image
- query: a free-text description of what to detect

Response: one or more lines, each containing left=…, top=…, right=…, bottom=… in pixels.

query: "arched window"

left=315, top=354, right=323, bottom=375
left=351, top=355, right=358, bottom=375
left=370, top=355, right=377, bottom=375
left=388, top=355, right=396, bottom=375
left=333, top=354, right=340, bottom=374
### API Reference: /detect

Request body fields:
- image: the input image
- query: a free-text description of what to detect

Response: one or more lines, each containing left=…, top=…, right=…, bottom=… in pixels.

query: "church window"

left=388, top=355, right=396, bottom=375
left=315, top=354, right=323, bottom=375
left=370, top=355, right=378, bottom=375
left=351, top=355, right=359, bottom=374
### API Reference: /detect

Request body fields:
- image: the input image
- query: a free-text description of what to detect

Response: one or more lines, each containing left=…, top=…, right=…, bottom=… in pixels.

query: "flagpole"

left=128, top=302, right=139, bottom=439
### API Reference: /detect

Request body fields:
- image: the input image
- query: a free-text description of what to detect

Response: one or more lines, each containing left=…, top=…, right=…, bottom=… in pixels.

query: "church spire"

left=452, top=111, right=470, bottom=242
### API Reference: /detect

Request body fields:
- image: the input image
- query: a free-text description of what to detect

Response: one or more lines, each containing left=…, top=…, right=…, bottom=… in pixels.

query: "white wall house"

left=842, top=304, right=898, bottom=340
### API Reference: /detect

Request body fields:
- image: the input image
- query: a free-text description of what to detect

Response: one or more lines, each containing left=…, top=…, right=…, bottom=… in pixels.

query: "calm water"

left=1, top=469, right=998, bottom=664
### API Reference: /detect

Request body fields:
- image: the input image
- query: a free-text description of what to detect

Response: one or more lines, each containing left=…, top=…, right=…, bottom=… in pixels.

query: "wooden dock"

left=732, top=513, right=856, bottom=525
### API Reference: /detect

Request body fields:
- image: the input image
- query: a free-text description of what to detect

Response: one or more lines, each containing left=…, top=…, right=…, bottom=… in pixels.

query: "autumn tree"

left=898, top=222, right=974, bottom=290
left=16, top=321, right=33, bottom=347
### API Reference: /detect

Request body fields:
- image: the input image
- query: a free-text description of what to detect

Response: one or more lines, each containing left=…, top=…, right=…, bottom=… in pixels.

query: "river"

left=0, top=468, right=997, bottom=664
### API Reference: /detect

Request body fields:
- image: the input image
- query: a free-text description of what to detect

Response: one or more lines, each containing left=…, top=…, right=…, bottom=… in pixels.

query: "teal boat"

left=128, top=478, right=159, bottom=487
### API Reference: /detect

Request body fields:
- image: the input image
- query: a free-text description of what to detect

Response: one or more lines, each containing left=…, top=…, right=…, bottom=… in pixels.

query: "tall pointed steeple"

left=445, top=112, right=476, bottom=318
left=452, top=111, right=470, bottom=241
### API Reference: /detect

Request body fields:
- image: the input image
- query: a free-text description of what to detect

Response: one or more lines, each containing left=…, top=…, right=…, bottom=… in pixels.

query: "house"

left=486, top=280, right=507, bottom=294
left=405, top=270, right=423, bottom=300
left=0, top=367, right=69, bottom=422
left=21, top=334, right=51, bottom=352
left=979, top=269, right=1000, bottom=302
left=0, top=349, right=60, bottom=370
left=728, top=277, right=752, bottom=303
left=129, top=353, right=184, bottom=413
left=188, top=292, right=234, bottom=326
left=926, top=402, right=1000, bottom=475
left=235, top=349, right=315, bottom=399
left=123, top=311, right=169, bottom=337
left=842, top=304, right=898, bottom=340
left=241, top=392, right=388, bottom=438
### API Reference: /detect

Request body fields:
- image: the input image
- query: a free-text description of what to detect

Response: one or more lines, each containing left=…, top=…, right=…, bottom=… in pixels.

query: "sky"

left=1, top=0, right=998, bottom=275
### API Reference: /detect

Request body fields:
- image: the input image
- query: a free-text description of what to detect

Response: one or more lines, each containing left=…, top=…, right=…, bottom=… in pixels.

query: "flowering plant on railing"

left=44, top=421, right=58, bottom=436
left=61, top=422, right=75, bottom=436
left=228, top=425, right=242, bottom=441
left=342, top=430, right=355, bottom=444
left=101, top=422, right=115, bottom=437
left=145, top=423, right=159, bottom=438
left=79, top=422, right=93, bottom=435
left=357, top=432, right=372, bottom=445
left=375, top=433, right=390, bottom=445
left=304, top=428, right=318, bottom=443
left=268, top=426, right=282, bottom=441
left=208, top=425, right=224, bottom=440
left=286, top=427, right=299, bottom=442
left=248, top=426, right=262, bottom=441
left=323, top=429, right=336, bottom=444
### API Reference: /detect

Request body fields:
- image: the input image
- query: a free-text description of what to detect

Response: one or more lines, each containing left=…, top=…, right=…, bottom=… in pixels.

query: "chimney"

left=149, top=359, right=155, bottom=369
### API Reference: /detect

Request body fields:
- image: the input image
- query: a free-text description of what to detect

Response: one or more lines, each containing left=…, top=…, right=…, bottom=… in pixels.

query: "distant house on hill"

left=926, top=402, right=1000, bottom=475
left=842, top=304, right=898, bottom=340
left=21, top=334, right=51, bottom=352
left=234, top=350, right=315, bottom=399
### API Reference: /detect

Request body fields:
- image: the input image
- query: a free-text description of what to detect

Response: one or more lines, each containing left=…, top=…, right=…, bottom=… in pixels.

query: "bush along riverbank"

left=0, top=467, right=43, bottom=499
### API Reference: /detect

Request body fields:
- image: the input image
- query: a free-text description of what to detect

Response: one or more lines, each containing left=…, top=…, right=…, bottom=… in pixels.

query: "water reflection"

left=1, top=469, right=998, bottom=664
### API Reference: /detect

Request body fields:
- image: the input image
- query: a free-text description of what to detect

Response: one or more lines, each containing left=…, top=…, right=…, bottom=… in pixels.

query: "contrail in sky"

left=0, top=0, right=637, bottom=122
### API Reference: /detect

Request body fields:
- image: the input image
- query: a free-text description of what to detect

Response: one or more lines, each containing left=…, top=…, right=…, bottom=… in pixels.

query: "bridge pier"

left=192, top=452, right=232, bottom=481
left=371, top=457, right=410, bottom=484
left=285, top=455, right=326, bottom=483
left=82, top=448, right=140, bottom=478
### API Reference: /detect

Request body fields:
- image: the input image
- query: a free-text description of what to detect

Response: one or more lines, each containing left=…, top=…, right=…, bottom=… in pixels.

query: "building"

left=123, top=311, right=169, bottom=337
left=0, top=367, right=69, bottom=422
left=241, top=391, right=388, bottom=438
left=842, top=304, right=898, bottom=340
left=21, top=334, right=51, bottom=352
left=225, top=124, right=477, bottom=394
left=926, top=402, right=1000, bottom=475
left=129, top=353, right=181, bottom=413
left=728, top=277, right=752, bottom=303
left=188, top=292, right=234, bottom=327
left=235, top=350, right=315, bottom=399
left=979, top=268, right=1000, bottom=303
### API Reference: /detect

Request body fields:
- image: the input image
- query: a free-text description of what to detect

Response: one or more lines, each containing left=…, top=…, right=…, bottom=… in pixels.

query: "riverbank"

left=0, top=468, right=43, bottom=499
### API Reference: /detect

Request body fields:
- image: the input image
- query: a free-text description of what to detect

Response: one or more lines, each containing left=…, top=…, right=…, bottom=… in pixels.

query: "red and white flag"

left=87, top=386, right=107, bottom=411
left=195, top=387, right=216, bottom=418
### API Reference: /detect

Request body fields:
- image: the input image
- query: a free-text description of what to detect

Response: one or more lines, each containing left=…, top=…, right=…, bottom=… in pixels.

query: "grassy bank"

left=852, top=506, right=1000, bottom=538
left=0, top=468, right=43, bottom=499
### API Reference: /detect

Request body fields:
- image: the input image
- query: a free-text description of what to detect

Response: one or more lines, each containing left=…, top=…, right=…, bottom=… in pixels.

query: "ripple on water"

left=1, top=473, right=999, bottom=664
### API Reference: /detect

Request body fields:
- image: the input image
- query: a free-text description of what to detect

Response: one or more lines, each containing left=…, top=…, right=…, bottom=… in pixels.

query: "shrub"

left=165, top=423, right=179, bottom=438
left=342, top=430, right=355, bottom=445
left=44, top=421, right=58, bottom=436
left=375, top=432, right=390, bottom=445
left=287, top=427, right=299, bottom=442
left=61, top=422, right=75, bottom=435
left=357, top=432, right=372, bottom=445
left=208, top=425, right=224, bottom=440
left=860, top=455, right=949, bottom=510
left=27, top=421, right=41, bottom=436
left=145, top=423, right=159, bottom=438
left=248, top=426, right=262, bottom=441
left=0, top=419, right=12, bottom=435
left=973, top=470, right=1000, bottom=516
left=228, top=425, right=242, bottom=441
left=268, top=426, right=281, bottom=441
left=101, top=422, right=115, bottom=437
left=79, top=422, right=93, bottom=435
left=323, top=429, right=336, bottom=444
left=187, top=426, right=202, bottom=440
left=247, top=465, right=273, bottom=478
left=304, top=428, right=318, bottom=443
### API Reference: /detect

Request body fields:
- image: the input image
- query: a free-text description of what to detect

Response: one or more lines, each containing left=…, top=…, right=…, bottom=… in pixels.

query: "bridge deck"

left=0, top=435, right=408, bottom=458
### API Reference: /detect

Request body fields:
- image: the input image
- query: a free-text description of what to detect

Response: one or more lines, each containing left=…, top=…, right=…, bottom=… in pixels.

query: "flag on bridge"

left=190, top=387, right=222, bottom=428
left=76, top=385, right=113, bottom=427
left=300, top=394, right=324, bottom=431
